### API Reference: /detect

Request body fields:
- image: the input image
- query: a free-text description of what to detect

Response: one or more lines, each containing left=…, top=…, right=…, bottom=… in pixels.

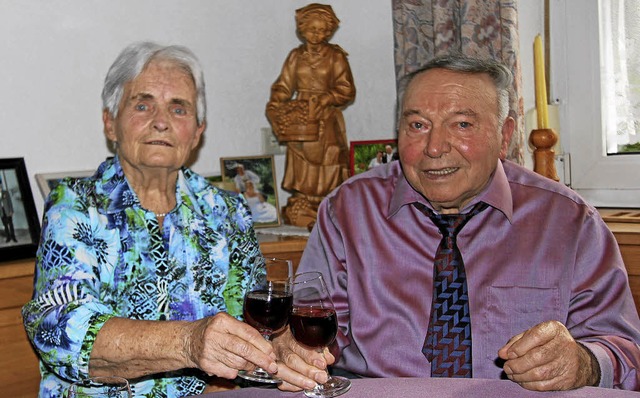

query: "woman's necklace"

left=155, top=212, right=168, bottom=217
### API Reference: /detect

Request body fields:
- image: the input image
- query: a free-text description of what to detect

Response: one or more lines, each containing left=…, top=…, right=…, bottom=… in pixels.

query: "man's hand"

left=498, top=320, right=600, bottom=391
left=187, top=313, right=278, bottom=380
left=272, top=327, right=332, bottom=391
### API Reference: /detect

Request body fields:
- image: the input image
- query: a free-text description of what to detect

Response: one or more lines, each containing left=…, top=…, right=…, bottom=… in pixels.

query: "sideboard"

left=0, top=234, right=308, bottom=398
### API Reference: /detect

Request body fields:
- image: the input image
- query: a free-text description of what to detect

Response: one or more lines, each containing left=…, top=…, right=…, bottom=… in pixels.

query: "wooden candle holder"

left=529, top=128, right=560, bottom=182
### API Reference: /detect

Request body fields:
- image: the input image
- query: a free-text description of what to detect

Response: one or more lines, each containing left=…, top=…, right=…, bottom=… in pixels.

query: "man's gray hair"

left=398, top=53, right=513, bottom=123
left=101, top=41, right=207, bottom=125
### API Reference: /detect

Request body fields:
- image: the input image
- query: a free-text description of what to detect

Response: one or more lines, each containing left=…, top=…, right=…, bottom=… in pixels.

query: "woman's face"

left=301, top=18, right=330, bottom=45
left=103, top=59, right=205, bottom=175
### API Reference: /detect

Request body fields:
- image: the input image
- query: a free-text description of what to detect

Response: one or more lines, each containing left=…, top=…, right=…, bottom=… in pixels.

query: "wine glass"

left=67, top=376, right=131, bottom=397
left=238, top=257, right=293, bottom=383
left=290, top=272, right=351, bottom=398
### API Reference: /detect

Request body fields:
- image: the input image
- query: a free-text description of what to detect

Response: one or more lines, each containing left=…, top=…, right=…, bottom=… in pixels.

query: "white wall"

left=0, top=0, right=543, bottom=221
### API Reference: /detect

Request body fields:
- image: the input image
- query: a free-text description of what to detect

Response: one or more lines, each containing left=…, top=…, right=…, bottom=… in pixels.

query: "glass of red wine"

left=238, top=257, right=293, bottom=384
left=290, top=272, right=351, bottom=397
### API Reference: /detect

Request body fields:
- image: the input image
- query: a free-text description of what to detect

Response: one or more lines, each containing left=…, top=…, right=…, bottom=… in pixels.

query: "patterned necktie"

left=416, top=202, right=488, bottom=378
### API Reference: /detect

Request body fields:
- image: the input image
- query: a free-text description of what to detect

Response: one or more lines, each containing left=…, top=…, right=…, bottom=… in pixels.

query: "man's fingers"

left=275, top=362, right=318, bottom=391
left=278, top=344, right=328, bottom=384
left=498, top=331, right=524, bottom=359
left=502, top=321, right=562, bottom=360
left=272, top=329, right=330, bottom=390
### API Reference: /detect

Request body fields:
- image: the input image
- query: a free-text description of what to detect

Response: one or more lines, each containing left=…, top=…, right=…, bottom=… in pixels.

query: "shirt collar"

left=96, top=156, right=202, bottom=217
left=387, top=159, right=513, bottom=222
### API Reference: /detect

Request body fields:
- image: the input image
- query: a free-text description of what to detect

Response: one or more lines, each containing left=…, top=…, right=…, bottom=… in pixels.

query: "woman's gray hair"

left=101, top=41, right=207, bottom=125
left=398, top=53, right=513, bottom=123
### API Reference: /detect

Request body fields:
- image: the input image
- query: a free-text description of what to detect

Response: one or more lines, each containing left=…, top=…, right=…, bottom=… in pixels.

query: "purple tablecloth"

left=188, top=377, right=640, bottom=398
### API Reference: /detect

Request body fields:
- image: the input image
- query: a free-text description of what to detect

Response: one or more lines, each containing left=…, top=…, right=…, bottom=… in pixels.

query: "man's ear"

left=103, top=109, right=117, bottom=142
left=499, top=116, right=515, bottom=160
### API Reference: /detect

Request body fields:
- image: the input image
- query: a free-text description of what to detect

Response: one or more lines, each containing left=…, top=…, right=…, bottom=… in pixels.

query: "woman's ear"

left=103, top=109, right=117, bottom=142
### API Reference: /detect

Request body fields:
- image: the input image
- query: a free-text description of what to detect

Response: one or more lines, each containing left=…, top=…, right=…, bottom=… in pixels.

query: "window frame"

left=550, top=0, right=640, bottom=207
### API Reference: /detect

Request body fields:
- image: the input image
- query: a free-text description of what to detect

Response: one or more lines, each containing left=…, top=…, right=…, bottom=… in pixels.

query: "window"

left=600, top=0, right=640, bottom=154
left=550, top=0, right=640, bottom=207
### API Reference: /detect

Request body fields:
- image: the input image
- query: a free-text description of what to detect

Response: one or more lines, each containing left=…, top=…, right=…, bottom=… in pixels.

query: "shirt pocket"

left=482, top=285, right=560, bottom=360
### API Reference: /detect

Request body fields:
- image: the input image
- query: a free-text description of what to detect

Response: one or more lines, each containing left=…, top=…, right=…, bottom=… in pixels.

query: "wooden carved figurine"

left=266, top=3, right=356, bottom=228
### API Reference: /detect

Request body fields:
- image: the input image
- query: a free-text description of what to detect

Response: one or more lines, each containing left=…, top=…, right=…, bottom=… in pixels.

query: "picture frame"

left=0, top=158, right=41, bottom=262
left=220, top=155, right=281, bottom=228
left=204, top=174, right=237, bottom=192
left=35, top=170, right=95, bottom=199
left=349, top=139, right=398, bottom=176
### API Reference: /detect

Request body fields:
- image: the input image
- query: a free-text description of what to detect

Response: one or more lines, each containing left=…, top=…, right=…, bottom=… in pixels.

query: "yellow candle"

left=534, top=34, right=549, bottom=129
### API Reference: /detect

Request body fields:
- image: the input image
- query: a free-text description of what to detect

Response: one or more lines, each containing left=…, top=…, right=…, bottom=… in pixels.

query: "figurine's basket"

left=274, top=100, right=319, bottom=142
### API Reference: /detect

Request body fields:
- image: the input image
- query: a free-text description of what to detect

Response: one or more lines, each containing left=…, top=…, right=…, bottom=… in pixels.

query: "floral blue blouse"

left=22, top=157, right=261, bottom=397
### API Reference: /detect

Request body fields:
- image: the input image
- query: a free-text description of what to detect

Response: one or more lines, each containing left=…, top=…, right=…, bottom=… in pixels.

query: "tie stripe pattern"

left=416, top=202, right=488, bottom=378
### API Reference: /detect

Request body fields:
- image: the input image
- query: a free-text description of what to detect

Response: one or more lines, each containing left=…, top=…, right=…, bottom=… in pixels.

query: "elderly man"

left=274, top=54, right=640, bottom=392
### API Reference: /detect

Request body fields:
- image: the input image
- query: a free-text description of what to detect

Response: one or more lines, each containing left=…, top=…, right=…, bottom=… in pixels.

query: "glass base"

left=304, top=376, right=351, bottom=398
left=237, top=368, right=282, bottom=384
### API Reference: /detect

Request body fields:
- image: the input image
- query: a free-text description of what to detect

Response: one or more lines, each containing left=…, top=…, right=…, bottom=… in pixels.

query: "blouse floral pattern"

left=22, top=157, right=260, bottom=397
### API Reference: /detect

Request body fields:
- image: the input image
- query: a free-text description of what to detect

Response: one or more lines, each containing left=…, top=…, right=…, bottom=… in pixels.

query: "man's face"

left=103, top=59, right=205, bottom=175
left=398, top=68, right=513, bottom=214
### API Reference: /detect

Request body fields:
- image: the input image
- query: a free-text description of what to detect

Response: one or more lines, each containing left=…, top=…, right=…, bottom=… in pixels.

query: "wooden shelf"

left=599, top=209, right=640, bottom=314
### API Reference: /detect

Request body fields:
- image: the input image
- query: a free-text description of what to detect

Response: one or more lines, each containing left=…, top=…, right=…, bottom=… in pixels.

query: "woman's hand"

left=271, top=328, right=332, bottom=391
left=186, top=313, right=278, bottom=380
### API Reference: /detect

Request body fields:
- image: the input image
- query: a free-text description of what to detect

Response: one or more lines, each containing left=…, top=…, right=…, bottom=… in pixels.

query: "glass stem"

left=253, top=333, right=272, bottom=374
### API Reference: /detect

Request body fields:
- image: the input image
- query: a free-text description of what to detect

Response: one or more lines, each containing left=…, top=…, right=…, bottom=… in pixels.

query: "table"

left=188, top=377, right=640, bottom=398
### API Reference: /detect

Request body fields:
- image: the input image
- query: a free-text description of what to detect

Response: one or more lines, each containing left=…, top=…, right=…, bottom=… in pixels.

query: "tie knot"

left=416, top=202, right=488, bottom=237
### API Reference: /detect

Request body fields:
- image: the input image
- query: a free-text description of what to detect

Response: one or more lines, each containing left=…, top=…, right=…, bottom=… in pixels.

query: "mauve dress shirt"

left=297, top=159, right=640, bottom=390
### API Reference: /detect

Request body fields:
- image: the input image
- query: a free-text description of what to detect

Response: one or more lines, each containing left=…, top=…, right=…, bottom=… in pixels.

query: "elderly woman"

left=22, top=42, right=276, bottom=397
left=266, top=3, right=356, bottom=227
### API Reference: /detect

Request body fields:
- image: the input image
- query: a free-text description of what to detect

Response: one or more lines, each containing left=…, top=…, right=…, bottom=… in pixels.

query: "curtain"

left=392, top=0, right=524, bottom=164
left=600, top=0, right=640, bottom=154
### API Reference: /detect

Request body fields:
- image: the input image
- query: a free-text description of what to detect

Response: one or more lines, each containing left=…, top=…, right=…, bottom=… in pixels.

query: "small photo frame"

left=349, top=139, right=398, bottom=176
left=220, top=155, right=281, bottom=228
left=35, top=170, right=95, bottom=199
left=1, top=158, right=41, bottom=261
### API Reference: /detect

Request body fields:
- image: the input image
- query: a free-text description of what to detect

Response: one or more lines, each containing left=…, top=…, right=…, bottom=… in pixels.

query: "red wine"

left=289, top=307, right=338, bottom=348
left=243, top=290, right=292, bottom=333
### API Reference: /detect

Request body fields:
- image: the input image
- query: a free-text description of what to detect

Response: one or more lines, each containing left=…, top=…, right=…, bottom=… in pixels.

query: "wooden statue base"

left=282, top=196, right=318, bottom=230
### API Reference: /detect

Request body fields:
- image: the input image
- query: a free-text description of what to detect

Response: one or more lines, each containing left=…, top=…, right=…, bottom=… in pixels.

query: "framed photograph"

left=220, top=155, right=281, bottom=228
left=204, top=174, right=237, bottom=192
left=1, top=158, right=41, bottom=261
left=35, top=170, right=95, bottom=199
left=349, top=139, right=398, bottom=176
